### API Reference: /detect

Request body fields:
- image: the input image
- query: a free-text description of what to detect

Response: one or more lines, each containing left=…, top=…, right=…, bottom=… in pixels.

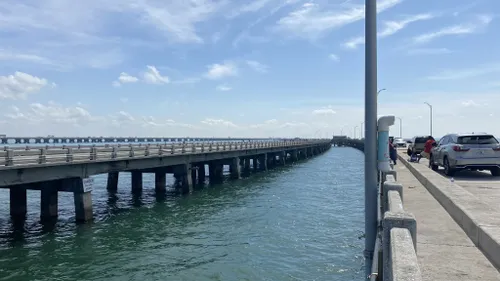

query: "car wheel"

left=407, top=148, right=412, bottom=156
left=429, top=155, right=439, bottom=171
left=491, top=167, right=500, bottom=177
left=443, top=157, right=455, bottom=176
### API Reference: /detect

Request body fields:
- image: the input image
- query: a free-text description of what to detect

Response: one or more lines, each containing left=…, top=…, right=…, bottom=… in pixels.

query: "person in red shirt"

left=420, top=136, right=435, bottom=160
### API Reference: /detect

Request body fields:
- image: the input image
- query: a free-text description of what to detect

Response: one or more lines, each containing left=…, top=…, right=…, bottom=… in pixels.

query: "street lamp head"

left=424, top=101, right=432, bottom=108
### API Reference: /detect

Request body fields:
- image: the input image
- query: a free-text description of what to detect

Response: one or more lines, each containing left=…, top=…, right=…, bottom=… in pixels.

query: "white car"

left=394, top=138, right=407, bottom=148
left=429, top=133, right=500, bottom=176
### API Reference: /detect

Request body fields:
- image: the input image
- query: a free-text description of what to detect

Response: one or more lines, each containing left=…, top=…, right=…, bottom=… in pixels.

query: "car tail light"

left=493, top=146, right=500, bottom=151
left=452, top=145, right=470, bottom=152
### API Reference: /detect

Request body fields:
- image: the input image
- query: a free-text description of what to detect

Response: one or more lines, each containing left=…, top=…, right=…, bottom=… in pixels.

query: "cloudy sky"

left=0, top=0, right=499, bottom=138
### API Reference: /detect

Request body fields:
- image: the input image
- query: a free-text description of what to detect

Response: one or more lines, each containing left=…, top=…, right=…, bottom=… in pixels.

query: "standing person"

left=420, top=136, right=435, bottom=160
left=389, top=138, right=397, bottom=165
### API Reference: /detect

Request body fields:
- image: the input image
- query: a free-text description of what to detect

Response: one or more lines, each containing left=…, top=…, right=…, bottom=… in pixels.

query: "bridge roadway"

left=0, top=135, right=280, bottom=145
left=395, top=151, right=500, bottom=281
left=337, top=140, right=500, bottom=279
left=1, top=139, right=331, bottom=224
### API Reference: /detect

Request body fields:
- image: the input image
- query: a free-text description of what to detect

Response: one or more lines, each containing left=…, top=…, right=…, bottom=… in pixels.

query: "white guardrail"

left=381, top=172, right=422, bottom=281
left=0, top=140, right=328, bottom=168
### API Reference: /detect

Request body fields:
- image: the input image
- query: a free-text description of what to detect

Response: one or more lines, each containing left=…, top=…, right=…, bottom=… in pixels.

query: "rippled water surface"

left=0, top=147, right=364, bottom=281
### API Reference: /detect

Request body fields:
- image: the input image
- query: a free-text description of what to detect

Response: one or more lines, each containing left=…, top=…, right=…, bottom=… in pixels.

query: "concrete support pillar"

left=239, top=158, right=245, bottom=167
left=41, top=185, right=58, bottom=220
left=106, top=172, right=119, bottom=192
left=74, top=192, right=93, bottom=222
left=280, top=151, right=286, bottom=165
left=10, top=186, right=27, bottom=218
left=209, top=162, right=224, bottom=182
left=131, top=171, right=143, bottom=193
left=230, top=157, right=241, bottom=179
left=253, top=158, right=258, bottom=171
left=155, top=172, right=167, bottom=193
left=244, top=158, right=251, bottom=171
left=174, top=164, right=193, bottom=194
left=191, top=167, right=197, bottom=184
left=303, top=148, right=308, bottom=159
left=198, top=164, right=206, bottom=183
left=267, top=153, right=274, bottom=168
left=291, top=150, right=298, bottom=162
left=260, top=154, right=268, bottom=171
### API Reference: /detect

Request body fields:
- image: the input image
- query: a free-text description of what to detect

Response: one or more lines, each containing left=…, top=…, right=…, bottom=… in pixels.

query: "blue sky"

left=0, top=0, right=499, bottom=138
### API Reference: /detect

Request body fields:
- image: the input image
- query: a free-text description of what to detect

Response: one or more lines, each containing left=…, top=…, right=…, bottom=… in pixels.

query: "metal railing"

left=0, top=140, right=328, bottom=168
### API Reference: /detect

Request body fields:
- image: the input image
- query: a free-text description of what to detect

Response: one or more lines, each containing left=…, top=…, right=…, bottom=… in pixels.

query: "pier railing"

left=379, top=173, right=422, bottom=281
left=0, top=140, right=326, bottom=168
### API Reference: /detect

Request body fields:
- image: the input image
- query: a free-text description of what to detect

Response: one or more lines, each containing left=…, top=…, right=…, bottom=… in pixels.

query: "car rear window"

left=414, top=137, right=427, bottom=143
left=457, top=135, right=499, bottom=145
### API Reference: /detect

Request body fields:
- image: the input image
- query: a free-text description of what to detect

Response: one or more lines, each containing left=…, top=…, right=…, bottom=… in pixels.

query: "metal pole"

left=364, top=0, right=378, bottom=278
left=424, top=102, right=433, bottom=136
left=396, top=117, right=402, bottom=138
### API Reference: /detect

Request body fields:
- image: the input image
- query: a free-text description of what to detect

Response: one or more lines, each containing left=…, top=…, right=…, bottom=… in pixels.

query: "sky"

left=0, top=0, right=499, bottom=139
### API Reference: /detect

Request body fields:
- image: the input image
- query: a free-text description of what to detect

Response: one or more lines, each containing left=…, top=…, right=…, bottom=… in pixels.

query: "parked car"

left=407, top=136, right=431, bottom=156
left=429, top=133, right=500, bottom=176
left=394, top=138, right=407, bottom=148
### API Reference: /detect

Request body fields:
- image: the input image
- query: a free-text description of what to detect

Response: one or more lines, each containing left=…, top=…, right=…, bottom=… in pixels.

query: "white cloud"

left=328, top=54, right=339, bottom=61
left=0, top=49, right=58, bottom=66
left=143, top=65, right=169, bottom=84
left=5, top=102, right=94, bottom=125
left=407, top=48, right=452, bottom=55
left=412, top=15, right=492, bottom=44
left=0, top=71, right=53, bottom=100
left=343, top=13, right=434, bottom=49
left=426, top=63, right=500, bottom=80
left=118, top=72, right=139, bottom=83
left=312, top=106, right=337, bottom=115
left=229, top=0, right=274, bottom=18
left=3, top=91, right=500, bottom=138
left=132, top=0, right=226, bottom=43
left=0, top=0, right=229, bottom=72
left=273, top=0, right=402, bottom=39
left=216, top=84, right=232, bottom=91
left=201, top=118, right=238, bottom=128
left=114, top=66, right=169, bottom=86
left=343, top=37, right=365, bottom=49
left=246, top=60, right=269, bottom=73
left=204, top=61, right=238, bottom=80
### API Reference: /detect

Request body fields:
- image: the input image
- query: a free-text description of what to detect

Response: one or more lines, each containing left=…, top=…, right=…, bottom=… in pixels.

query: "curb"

left=397, top=153, right=500, bottom=270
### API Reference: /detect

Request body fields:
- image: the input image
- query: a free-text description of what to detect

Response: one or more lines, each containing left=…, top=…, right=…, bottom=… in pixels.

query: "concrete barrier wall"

left=398, top=153, right=500, bottom=271
left=381, top=172, right=422, bottom=281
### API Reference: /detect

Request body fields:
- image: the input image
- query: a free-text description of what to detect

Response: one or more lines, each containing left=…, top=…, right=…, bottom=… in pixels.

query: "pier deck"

left=396, top=154, right=500, bottom=280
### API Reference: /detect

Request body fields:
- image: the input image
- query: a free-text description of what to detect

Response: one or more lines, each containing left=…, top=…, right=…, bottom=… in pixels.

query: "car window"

left=457, top=135, right=499, bottom=145
left=414, top=137, right=427, bottom=143
left=438, top=137, right=446, bottom=146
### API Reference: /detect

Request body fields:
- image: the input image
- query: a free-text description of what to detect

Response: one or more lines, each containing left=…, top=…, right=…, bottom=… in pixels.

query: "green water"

left=0, top=147, right=364, bottom=280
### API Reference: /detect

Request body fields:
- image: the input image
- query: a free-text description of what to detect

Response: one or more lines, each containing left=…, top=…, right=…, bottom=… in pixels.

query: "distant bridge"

left=331, top=136, right=364, bottom=152
left=0, top=136, right=287, bottom=145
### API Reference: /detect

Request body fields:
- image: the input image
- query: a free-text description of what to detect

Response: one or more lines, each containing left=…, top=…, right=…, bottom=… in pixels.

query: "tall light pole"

left=396, top=117, right=402, bottom=138
left=424, top=102, right=433, bottom=136
left=377, top=88, right=386, bottom=95
left=364, top=0, right=378, bottom=277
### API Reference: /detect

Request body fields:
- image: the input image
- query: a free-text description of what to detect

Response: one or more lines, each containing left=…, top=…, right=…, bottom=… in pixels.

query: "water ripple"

left=0, top=147, right=364, bottom=281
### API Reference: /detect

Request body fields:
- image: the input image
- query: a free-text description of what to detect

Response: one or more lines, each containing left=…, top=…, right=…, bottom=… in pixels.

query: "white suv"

left=429, top=133, right=500, bottom=176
